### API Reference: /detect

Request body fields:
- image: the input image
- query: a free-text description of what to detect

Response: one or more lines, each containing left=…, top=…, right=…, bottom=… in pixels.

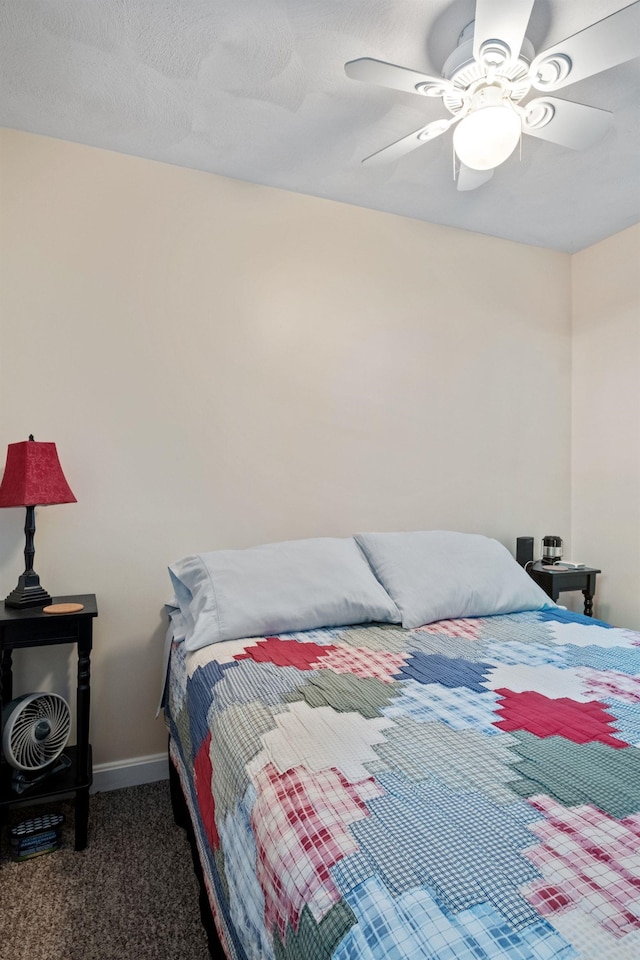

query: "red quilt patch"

left=234, top=636, right=337, bottom=670
left=194, top=731, right=220, bottom=851
left=493, top=689, right=628, bottom=748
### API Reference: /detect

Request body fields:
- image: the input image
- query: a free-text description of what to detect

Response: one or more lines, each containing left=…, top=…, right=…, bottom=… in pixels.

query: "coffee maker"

left=541, top=535, right=563, bottom=565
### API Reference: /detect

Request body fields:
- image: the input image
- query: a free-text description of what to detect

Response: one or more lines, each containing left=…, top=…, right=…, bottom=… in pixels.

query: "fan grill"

left=2, top=693, right=71, bottom=771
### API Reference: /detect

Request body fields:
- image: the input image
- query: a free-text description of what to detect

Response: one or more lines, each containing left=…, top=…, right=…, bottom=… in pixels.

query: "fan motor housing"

left=440, top=31, right=535, bottom=116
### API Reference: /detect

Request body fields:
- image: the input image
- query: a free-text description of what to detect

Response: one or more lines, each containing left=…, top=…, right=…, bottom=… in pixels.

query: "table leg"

left=583, top=572, right=598, bottom=617
left=75, top=786, right=90, bottom=850
left=76, top=630, right=92, bottom=778
left=583, top=589, right=594, bottom=617
left=1, top=648, right=13, bottom=704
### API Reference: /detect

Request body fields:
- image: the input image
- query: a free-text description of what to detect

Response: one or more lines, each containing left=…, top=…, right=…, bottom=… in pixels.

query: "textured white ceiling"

left=1, top=0, right=639, bottom=252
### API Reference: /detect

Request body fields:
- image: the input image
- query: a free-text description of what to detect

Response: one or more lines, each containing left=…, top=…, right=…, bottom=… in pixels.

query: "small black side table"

left=0, top=595, right=97, bottom=851
left=528, top=563, right=600, bottom=617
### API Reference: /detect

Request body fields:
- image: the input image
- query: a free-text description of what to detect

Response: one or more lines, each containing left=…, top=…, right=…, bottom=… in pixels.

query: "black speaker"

left=516, top=537, right=534, bottom=567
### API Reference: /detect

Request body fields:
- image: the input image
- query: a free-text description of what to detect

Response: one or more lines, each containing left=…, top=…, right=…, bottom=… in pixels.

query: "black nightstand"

left=0, top=595, right=98, bottom=851
left=528, top=563, right=600, bottom=617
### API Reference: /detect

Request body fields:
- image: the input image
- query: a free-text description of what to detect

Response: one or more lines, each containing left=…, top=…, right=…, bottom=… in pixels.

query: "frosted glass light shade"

left=453, top=105, right=521, bottom=171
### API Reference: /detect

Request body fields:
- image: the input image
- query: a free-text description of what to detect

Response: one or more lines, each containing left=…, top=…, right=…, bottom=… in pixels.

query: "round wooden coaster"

left=43, top=602, right=84, bottom=615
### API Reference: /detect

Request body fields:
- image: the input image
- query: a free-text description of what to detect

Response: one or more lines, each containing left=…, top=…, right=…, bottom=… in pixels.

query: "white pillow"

left=354, top=530, right=553, bottom=629
left=168, top=537, right=400, bottom=651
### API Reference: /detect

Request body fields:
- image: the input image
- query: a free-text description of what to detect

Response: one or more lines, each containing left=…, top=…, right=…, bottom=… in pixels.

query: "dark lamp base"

left=4, top=572, right=52, bottom=609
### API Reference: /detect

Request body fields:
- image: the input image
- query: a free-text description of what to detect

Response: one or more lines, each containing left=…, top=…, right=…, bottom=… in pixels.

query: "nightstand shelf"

left=528, top=562, right=600, bottom=617
left=0, top=744, right=92, bottom=804
left=0, top=595, right=97, bottom=851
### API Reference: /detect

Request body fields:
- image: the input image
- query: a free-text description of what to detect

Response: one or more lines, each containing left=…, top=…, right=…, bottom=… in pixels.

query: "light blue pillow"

left=354, top=530, right=553, bottom=629
left=168, top=537, right=400, bottom=651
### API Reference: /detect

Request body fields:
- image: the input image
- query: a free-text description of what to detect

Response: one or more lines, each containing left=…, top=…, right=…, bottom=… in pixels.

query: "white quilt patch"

left=546, top=622, right=639, bottom=649
left=247, top=700, right=392, bottom=783
left=484, top=663, right=592, bottom=701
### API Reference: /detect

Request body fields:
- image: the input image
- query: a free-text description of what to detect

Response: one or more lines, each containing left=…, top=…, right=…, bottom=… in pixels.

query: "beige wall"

left=571, top=224, right=640, bottom=629
left=0, top=129, right=572, bottom=766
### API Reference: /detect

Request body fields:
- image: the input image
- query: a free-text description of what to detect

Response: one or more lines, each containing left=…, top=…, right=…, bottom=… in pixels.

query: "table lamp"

left=0, top=435, right=76, bottom=608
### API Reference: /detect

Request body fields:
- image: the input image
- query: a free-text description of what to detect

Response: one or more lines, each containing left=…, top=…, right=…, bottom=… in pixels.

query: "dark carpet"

left=0, top=781, right=211, bottom=960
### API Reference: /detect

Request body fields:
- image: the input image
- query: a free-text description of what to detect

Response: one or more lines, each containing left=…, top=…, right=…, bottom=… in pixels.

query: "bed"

left=163, top=533, right=640, bottom=960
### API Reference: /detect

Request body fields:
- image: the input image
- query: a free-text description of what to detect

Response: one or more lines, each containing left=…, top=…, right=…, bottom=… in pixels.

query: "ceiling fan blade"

left=530, top=1, right=640, bottom=92
left=457, top=164, right=494, bottom=192
left=362, top=118, right=455, bottom=166
left=345, top=58, right=453, bottom=98
left=522, top=97, right=612, bottom=150
left=472, top=0, right=535, bottom=64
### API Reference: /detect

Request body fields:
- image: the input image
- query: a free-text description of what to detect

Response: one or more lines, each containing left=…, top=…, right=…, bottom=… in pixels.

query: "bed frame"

left=168, top=752, right=227, bottom=959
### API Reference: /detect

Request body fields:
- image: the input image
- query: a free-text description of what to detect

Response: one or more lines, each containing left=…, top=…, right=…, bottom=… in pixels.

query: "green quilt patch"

left=508, top=730, right=640, bottom=818
left=285, top=670, right=401, bottom=719
left=209, top=700, right=280, bottom=820
left=371, top=717, right=521, bottom=803
left=273, top=900, right=356, bottom=960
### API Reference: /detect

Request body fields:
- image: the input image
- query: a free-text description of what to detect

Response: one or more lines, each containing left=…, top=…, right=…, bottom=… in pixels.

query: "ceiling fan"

left=345, top=0, right=640, bottom=190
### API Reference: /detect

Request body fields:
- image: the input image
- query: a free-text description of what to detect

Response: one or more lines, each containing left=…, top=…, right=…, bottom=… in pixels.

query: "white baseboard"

left=91, top=752, right=169, bottom=793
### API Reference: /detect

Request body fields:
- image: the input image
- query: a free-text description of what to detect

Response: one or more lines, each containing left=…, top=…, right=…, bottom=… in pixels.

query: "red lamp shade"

left=0, top=436, right=77, bottom=607
left=0, top=439, right=76, bottom=507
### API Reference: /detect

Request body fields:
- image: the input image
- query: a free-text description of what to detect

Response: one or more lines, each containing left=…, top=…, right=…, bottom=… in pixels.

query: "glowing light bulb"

left=453, top=104, right=521, bottom=171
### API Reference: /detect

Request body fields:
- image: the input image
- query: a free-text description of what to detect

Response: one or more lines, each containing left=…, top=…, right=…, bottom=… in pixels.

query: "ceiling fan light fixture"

left=453, top=103, right=521, bottom=170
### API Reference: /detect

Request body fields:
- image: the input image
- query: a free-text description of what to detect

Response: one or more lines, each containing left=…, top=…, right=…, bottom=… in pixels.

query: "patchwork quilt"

left=165, top=608, right=640, bottom=960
